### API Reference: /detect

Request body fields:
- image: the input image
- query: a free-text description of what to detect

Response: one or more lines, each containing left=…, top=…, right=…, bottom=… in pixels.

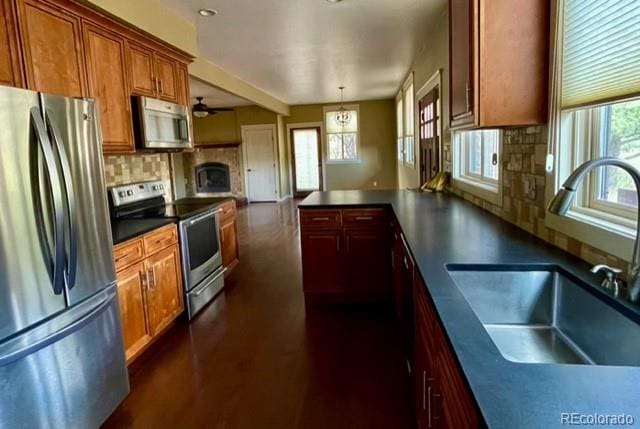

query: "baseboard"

left=278, top=194, right=292, bottom=202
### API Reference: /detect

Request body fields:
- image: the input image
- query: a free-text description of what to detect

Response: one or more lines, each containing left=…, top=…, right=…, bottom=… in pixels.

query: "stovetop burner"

left=109, top=180, right=230, bottom=221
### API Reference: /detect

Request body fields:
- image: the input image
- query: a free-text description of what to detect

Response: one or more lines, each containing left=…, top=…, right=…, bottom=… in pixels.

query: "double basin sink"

left=447, top=265, right=640, bottom=366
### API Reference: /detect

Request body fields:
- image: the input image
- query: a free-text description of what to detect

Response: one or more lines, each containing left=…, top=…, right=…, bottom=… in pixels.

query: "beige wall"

left=285, top=99, right=397, bottom=191
left=398, top=6, right=450, bottom=189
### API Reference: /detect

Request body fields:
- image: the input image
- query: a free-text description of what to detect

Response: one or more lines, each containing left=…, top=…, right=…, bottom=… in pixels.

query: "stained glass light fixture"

left=334, top=86, right=352, bottom=127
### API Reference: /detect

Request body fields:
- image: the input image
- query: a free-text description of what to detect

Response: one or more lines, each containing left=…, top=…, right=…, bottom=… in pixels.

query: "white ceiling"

left=160, top=0, right=445, bottom=105
left=189, top=77, right=254, bottom=107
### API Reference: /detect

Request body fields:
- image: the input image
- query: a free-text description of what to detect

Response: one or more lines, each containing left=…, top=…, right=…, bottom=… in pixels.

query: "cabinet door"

left=128, top=43, right=155, bottom=97
left=146, top=245, right=184, bottom=335
left=220, top=217, right=239, bottom=269
left=449, top=0, right=474, bottom=124
left=116, top=261, right=152, bottom=363
left=83, top=23, right=134, bottom=153
left=343, top=227, right=390, bottom=301
left=177, top=62, right=190, bottom=106
left=301, top=230, right=343, bottom=294
left=17, top=0, right=86, bottom=97
left=154, top=53, right=178, bottom=102
left=0, top=0, right=22, bottom=87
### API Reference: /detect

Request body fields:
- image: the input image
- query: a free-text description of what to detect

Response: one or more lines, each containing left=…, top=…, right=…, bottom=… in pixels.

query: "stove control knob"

left=118, top=191, right=126, bottom=198
left=126, top=190, right=134, bottom=196
left=152, top=185, right=160, bottom=191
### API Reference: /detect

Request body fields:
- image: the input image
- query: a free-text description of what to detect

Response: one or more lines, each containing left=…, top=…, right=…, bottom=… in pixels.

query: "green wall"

left=286, top=99, right=397, bottom=190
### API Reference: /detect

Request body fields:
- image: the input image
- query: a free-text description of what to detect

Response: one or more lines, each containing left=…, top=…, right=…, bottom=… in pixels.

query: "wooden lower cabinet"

left=414, top=275, right=480, bottom=428
left=115, top=261, right=152, bottom=362
left=299, top=207, right=390, bottom=303
left=145, top=245, right=183, bottom=335
left=219, top=200, right=240, bottom=273
left=114, top=224, right=184, bottom=364
left=301, top=229, right=343, bottom=295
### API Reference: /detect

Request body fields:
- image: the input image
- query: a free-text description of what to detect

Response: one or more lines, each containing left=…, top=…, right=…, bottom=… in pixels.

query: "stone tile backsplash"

left=103, top=153, right=173, bottom=201
left=448, top=125, right=630, bottom=275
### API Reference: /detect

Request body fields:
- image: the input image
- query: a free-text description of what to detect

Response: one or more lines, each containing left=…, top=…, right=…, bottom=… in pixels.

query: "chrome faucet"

left=548, top=157, right=640, bottom=304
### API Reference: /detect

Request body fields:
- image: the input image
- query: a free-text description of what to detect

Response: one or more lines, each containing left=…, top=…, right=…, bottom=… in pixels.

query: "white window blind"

left=561, top=0, right=640, bottom=109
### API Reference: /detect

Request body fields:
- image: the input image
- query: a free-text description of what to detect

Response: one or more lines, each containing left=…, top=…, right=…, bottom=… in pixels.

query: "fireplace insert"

left=196, top=162, right=231, bottom=193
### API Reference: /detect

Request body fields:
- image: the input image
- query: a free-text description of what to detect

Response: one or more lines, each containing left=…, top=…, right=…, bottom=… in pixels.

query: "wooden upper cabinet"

left=0, top=0, right=23, bottom=87
left=17, top=0, right=86, bottom=97
left=154, top=53, right=178, bottom=103
left=128, top=42, right=155, bottom=97
left=449, top=0, right=549, bottom=129
left=116, top=261, right=152, bottom=363
left=449, top=0, right=473, bottom=126
left=83, top=22, right=134, bottom=153
left=126, top=42, right=184, bottom=104
left=177, top=63, right=190, bottom=106
left=145, top=245, right=183, bottom=335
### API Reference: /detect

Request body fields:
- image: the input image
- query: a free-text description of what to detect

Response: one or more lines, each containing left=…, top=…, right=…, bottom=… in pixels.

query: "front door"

left=291, top=127, right=322, bottom=198
left=243, top=126, right=277, bottom=202
left=418, top=88, right=441, bottom=184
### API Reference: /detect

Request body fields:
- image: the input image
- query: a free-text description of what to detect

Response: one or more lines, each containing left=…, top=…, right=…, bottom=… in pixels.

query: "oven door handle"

left=186, top=208, right=221, bottom=226
left=193, top=267, right=227, bottom=296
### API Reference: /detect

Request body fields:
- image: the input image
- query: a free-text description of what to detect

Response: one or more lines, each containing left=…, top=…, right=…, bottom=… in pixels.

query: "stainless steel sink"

left=447, top=265, right=640, bottom=366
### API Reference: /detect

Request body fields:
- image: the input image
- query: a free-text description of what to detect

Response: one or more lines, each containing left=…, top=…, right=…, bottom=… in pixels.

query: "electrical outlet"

left=523, top=175, right=536, bottom=200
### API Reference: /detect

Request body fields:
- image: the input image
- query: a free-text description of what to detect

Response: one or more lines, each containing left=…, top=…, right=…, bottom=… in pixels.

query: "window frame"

left=452, top=129, right=503, bottom=206
left=403, top=79, right=415, bottom=166
left=323, top=104, right=361, bottom=164
left=396, top=92, right=404, bottom=161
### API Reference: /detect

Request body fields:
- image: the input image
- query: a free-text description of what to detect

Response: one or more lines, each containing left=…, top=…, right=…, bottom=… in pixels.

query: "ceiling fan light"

left=193, top=110, right=209, bottom=119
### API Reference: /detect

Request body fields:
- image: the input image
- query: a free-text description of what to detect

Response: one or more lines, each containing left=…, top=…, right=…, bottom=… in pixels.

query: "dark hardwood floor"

left=103, top=199, right=413, bottom=429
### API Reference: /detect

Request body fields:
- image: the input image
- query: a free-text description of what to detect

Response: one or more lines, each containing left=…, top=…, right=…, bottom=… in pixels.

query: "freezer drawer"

left=0, top=285, right=129, bottom=428
left=186, top=267, right=226, bottom=320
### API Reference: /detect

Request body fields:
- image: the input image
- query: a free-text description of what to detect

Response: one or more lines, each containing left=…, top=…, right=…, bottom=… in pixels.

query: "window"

left=324, top=105, right=359, bottom=162
left=396, top=95, right=404, bottom=160
left=558, top=99, right=640, bottom=228
left=452, top=129, right=502, bottom=204
left=404, top=82, right=415, bottom=165
left=547, top=0, right=640, bottom=259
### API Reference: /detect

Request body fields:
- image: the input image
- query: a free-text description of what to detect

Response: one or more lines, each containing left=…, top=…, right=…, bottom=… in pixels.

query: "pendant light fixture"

left=334, top=86, right=352, bottom=127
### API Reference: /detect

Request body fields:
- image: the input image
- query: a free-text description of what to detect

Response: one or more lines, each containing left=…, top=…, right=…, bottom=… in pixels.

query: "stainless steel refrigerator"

left=0, top=86, right=129, bottom=427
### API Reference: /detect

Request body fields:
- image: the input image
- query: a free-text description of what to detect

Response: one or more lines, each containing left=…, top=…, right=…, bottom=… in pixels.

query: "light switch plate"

left=523, top=175, right=536, bottom=200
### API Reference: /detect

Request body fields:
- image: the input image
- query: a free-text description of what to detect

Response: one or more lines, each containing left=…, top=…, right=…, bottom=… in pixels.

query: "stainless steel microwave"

left=132, top=96, right=193, bottom=150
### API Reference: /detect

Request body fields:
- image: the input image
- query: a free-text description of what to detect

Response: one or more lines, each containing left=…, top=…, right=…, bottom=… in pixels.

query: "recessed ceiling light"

left=326, top=0, right=343, bottom=3
left=198, top=8, right=218, bottom=17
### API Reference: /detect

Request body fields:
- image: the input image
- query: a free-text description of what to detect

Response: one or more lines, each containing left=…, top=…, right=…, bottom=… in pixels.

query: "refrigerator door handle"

left=0, top=288, right=115, bottom=366
left=30, top=107, right=65, bottom=295
left=45, top=113, right=78, bottom=289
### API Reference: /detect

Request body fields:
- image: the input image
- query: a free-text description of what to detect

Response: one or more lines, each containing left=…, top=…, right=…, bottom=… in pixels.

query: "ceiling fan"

left=192, top=97, right=234, bottom=118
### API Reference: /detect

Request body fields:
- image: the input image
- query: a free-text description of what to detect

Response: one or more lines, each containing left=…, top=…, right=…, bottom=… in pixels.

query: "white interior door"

left=243, top=126, right=277, bottom=202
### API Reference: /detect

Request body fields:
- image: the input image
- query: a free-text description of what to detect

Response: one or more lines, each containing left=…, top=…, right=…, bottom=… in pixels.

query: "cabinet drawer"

left=342, top=208, right=386, bottom=227
left=143, top=224, right=178, bottom=255
left=300, top=209, right=341, bottom=229
left=114, top=239, right=144, bottom=272
left=219, top=200, right=236, bottom=223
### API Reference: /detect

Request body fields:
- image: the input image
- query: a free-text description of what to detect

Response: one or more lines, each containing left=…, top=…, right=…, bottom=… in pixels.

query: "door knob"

left=247, top=169, right=252, bottom=172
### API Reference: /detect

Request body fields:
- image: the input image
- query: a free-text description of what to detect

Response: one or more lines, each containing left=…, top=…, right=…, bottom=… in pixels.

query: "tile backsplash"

left=103, top=153, right=173, bottom=201
left=449, top=125, right=630, bottom=275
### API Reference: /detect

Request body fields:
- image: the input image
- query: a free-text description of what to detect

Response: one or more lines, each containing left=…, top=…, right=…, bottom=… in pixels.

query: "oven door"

left=179, top=209, right=222, bottom=291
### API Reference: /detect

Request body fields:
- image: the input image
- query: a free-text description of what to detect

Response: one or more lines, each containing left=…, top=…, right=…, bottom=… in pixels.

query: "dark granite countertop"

left=111, top=218, right=176, bottom=245
left=300, top=190, right=640, bottom=429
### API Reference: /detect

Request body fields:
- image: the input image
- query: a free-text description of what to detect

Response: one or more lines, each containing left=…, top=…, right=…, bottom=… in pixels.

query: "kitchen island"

left=299, top=190, right=640, bottom=429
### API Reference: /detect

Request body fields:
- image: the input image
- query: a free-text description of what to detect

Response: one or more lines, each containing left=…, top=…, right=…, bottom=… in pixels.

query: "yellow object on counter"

left=420, top=171, right=449, bottom=192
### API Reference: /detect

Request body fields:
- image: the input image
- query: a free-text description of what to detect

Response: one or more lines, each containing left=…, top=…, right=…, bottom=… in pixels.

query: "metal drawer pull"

left=311, top=217, right=330, bottom=221
left=355, top=216, right=373, bottom=221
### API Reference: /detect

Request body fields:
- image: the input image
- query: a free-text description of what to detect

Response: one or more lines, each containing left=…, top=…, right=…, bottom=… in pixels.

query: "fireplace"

left=195, top=162, right=231, bottom=193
